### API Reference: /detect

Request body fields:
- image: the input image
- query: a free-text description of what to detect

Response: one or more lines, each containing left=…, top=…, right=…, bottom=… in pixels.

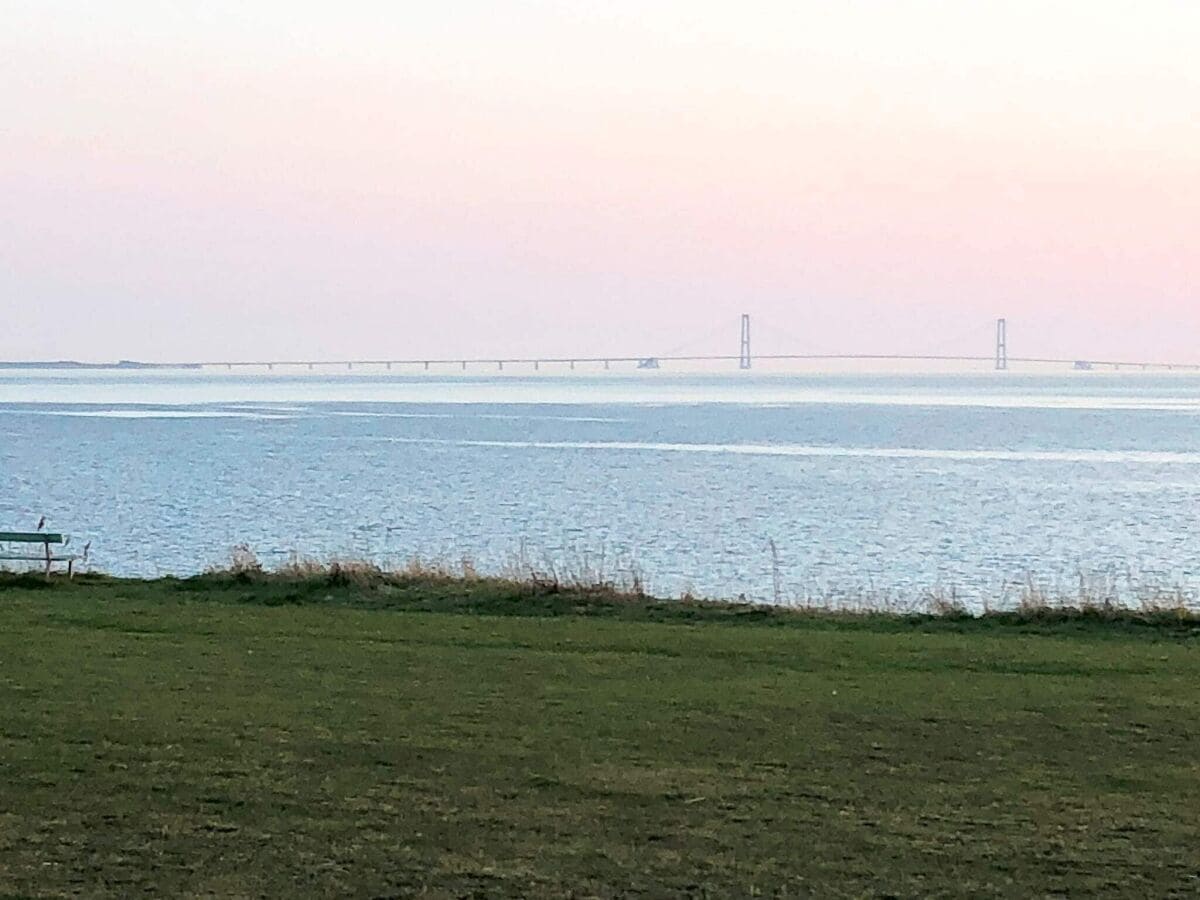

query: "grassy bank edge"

left=4, top=567, right=1200, bottom=638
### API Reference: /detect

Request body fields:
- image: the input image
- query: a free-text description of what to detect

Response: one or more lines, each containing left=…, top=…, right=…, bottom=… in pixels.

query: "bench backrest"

left=0, top=532, right=66, bottom=544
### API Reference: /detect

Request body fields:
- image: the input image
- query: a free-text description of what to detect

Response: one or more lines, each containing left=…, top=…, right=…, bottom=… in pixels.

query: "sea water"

left=2, top=370, right=1199, bottom=606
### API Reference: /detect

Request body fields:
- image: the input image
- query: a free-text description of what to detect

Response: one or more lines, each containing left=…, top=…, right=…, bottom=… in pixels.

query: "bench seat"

left=0, top=554, right=80, bottom=561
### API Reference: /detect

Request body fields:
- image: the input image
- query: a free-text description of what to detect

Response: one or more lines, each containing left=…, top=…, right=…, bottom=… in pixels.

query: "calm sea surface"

left=3, top=371, right=1199, bottom=606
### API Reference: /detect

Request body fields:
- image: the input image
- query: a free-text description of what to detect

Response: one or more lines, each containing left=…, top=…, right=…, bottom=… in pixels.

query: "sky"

left=1, top=1, right=1197, bottom=363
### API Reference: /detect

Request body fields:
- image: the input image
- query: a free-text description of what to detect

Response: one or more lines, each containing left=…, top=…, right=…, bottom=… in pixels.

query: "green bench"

left=0, top=532, right=80, bottom=577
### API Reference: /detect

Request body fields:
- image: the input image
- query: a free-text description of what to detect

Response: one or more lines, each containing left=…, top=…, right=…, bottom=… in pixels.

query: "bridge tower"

left=995, top=318, right=1008, bottom=371
left=739, top=314, right=752, bottom=370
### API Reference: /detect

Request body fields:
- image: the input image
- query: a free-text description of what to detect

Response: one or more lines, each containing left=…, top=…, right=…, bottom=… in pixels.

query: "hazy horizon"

left=3, top=2, right=1197, bottom=363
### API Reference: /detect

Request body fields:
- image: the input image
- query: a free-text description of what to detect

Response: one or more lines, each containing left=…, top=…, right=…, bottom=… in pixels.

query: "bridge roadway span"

left=8, top=317, right=1198, bottom=372
left=177, top=354, right=1200, bottom=372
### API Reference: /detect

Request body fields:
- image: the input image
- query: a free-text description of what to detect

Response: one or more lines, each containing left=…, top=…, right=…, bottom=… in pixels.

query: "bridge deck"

left=3, top=355, right=1198, bottom=373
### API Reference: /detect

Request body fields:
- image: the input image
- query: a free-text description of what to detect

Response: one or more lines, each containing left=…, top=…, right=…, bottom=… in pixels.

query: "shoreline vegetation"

left=3, top=551, right=1200, bottom=631
left=3, top=559, right=1200, bottom=894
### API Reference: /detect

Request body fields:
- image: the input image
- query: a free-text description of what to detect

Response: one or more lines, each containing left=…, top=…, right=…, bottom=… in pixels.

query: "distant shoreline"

left=0, top=360, right=202, bottom=370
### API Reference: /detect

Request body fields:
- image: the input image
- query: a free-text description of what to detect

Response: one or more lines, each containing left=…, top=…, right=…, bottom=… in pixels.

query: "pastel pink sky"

left=2, top=1, right=1197, bottom=362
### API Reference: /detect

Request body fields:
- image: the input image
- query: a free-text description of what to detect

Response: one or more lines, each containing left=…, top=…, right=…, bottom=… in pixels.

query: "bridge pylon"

left=739, top=314, right=752, bottom=370
left=995, top=318, right=1008, bottom=371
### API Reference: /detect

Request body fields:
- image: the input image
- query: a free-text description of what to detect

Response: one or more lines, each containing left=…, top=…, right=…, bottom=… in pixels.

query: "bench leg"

left=44, top=544, right=52, bottom=578
left=67, top=559, right=74, bottom=579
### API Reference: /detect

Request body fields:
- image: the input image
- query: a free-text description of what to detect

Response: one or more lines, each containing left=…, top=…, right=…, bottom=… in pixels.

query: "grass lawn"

left=1, top=573, right=1198, bottom=897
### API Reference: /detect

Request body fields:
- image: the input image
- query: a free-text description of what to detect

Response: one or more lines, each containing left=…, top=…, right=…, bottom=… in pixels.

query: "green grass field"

left=2, top=573, right=1198, bottom=897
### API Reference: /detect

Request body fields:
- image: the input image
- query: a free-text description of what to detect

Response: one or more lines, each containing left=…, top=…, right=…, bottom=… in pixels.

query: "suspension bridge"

left=4, top=317, right=1199, bottom=372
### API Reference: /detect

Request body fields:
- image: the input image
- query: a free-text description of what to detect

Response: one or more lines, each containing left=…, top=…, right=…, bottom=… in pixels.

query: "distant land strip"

left=0, top=360, right=203, bottom=370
